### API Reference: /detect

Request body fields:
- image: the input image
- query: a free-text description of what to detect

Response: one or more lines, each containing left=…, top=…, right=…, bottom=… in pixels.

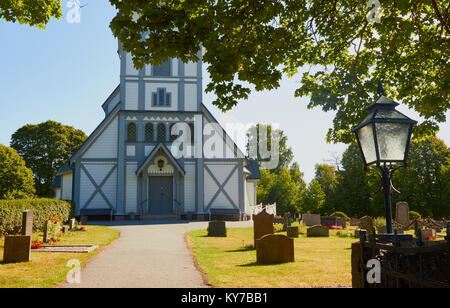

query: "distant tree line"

left=253, top=124, right=450, bottom=220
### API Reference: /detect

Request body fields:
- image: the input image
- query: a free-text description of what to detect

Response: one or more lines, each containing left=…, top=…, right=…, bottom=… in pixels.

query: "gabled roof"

left=56, top=161, right=72, bottom=174
left=50, top=175, right=61, bottom=188
left=70, top=103, right=121, bottom=163
left=136, top=142, right=185, bottom=176
left=245, top=159, right=261, bottom=180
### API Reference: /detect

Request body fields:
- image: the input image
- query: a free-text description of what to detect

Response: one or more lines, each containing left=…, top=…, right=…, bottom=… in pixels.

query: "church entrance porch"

left=148, top=176, right=173, bottom=214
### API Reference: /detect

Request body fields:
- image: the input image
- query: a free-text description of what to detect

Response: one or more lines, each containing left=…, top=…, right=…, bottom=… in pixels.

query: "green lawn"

left=0, top=225, right=119, bottom=288
left=187, top=225, right=357, bottom=288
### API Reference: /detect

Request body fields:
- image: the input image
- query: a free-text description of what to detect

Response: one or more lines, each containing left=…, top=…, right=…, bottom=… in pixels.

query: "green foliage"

left=0, top=144, right=35, bottom=200
left=247, top=124, right=293, bottom=173
left=330, top=211, right=350, bottom=221
left=0, top=0, right=62, bottom=28
left=10, top=120, right=87, bottom=197
left=257, top=166, right=304, bottom=215
left=110, top=0, right=450, bottom=143
left=302, top=179, right=326, bottom=214
left=392, top=136, right=450, bottom=219
left=336, top=230, right=352, bottom=238
left=314, top=163, right=337, bottom=214
left=0, top=198, right=74, bottom=236
left=373, top=217, right=388, bottom=230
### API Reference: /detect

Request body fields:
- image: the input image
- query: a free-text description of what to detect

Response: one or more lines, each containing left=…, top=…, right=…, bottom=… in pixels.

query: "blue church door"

left=148, top=177, right=173, bottom=214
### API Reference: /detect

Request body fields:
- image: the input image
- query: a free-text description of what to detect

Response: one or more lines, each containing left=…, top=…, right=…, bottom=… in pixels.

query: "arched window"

left=127, top=123, right=136, bottom=141
left=157, top=123, right=166, bottom=142
left=145, top=123, right=154, bottom=141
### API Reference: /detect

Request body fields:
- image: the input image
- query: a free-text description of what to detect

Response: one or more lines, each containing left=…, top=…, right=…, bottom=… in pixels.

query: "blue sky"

left=1, top=1, right=449, bottom=182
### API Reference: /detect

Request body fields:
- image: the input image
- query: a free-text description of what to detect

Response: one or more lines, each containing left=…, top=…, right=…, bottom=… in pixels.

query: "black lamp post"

left=352, top=82, right=417, bottom=234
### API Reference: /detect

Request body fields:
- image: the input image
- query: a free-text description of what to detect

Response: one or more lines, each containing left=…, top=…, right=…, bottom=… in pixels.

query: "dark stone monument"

left=302, top=213, right=321, bottom=226
left=287, top=226, right=298, bottom=238
left=256, top=234, right=294, bottom=263
left=3, top=235, right=32, bottom=263
left=350, top=219, right=361, bottom=227
left=207, top=220, right=226, bottom=237
left=252, top=210, right=274, bottom=246
left=320, top=216, right=346, bottom=228
left=21, top=210, right=33, bottom=236
left=306, top=225, right=329, bottom=237
left=282, top=212, right=291, bottom=231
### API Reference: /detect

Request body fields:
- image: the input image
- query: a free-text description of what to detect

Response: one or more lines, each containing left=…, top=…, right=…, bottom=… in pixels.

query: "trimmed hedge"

left=0, top=198, right=74, bottom=236
left=330, top=211, right=350, bottom=221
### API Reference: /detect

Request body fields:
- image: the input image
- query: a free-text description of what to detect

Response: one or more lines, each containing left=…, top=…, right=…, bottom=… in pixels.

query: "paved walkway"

left=60, top=220, right=252, bottom=288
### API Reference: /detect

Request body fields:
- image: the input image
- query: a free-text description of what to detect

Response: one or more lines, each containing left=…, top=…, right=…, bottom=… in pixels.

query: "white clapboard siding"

left=83, top=116, right=118, bottom=159
left=184, top=83, right=197, bottom=111
left=107, top=91, right=120, bottom=113
left=185, top=61, right=197, bottom=76
left=79, top=168, right=96, bottom=208
left=61, top=173, right=73, bottom=200
left=184, top=163, right=196, bottom=212
left=245, top=181, right=256, bottom=214
left=204, top=163, right=239, bottom=209
left=126, top=52, right=139, bottom=75
left=125, top=163, right=138, bottom=214
left=203, top=115, right=236, bottom=159
left=172, top=58, right=178, bottom=76
left=125, top=82, right=139, bottom=110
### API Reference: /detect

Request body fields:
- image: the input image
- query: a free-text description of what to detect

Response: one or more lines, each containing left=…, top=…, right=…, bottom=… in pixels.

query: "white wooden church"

left=51, top=39, right=260, bottom=220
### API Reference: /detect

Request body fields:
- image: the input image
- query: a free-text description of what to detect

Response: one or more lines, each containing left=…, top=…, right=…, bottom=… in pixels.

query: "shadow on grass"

left=238, top=261, right=287, bottom=267
left=226, top=246, right=255, bottom=253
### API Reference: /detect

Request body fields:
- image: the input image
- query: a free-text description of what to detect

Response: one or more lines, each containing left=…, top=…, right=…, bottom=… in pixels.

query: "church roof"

left=245, top=159, right=261, bottom=180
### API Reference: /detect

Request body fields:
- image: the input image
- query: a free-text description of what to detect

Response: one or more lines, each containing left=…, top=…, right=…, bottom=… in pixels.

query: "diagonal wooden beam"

left=204, top=164, right=239, bottom=210
left=80, top=164, right=117, bottom=210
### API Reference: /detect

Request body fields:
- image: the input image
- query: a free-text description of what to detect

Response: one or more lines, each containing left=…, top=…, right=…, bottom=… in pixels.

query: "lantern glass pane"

left=375, top=123, right=410, bottom=161
left=357, top=124, right=377, bottom=164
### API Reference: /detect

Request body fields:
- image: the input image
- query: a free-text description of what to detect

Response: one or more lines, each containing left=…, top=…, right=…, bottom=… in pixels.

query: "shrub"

left=336, top=230, right=352, bottom=238
left=409, top=211, right=422, bottom=222
left=0, top=198, right=74, bottom=236
left=330, top=211, right=350, bottom=221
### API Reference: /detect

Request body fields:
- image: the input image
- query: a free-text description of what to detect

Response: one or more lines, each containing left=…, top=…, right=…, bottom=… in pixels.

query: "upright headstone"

left=3, top=235, right=32, bottom=262
left=43, top=220, right=51, bottom=243
left=207, top=221, right=227, bottom=237
left=359, top=216, right=374, bottom=232
left=63, top=225, right=69, bottom=236
left=69, top=218, right=76, bottom=230
left=282, top=212, right=291, bottom=231
left=21, top=210, right=33, bottom=236
left=395, top=202, right=410, bottom=226
left=287, top=226, right=298, bottom=238
left=302, top=214, right=321, bottom=226
left=306, top=225, right=329, bottom=237
left=252, top=210, right=274, bottom=246
left=256, top=234, right=294, bottom=263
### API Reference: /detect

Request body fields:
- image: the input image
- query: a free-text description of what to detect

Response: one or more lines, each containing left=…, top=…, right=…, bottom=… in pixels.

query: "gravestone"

left=69, top=218, right=76, bottom=230
left=21, top=210, right=33, bottom=236
left=287, top=226, right=298, bottom=238
left=207, top=220, right=226, bottom=237
left=3, top=235, right=32, bottom=262
left=306, top=225, right=329, bottom=237
left=395, top=202, right=410, bottom=226
left=359, top=216, right=374, bottom=232
left=321, top=216, right=346, bottom=228
left=282, top=212, right=291, bottom=231
left=63, top=225, right=69, bottom=236
left=253, top=210, right=274, bottom=246
left=256, top=234, right=294, bottom=263
left=302, top=214, right=321, bottom=226
left=350, top=219, right=361, bottom=227
left=422, top=229, right=436, bottom=240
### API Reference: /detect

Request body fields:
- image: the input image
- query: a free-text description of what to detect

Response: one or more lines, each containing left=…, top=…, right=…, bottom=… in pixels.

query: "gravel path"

left=59, top=220, right=252, bottom=288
